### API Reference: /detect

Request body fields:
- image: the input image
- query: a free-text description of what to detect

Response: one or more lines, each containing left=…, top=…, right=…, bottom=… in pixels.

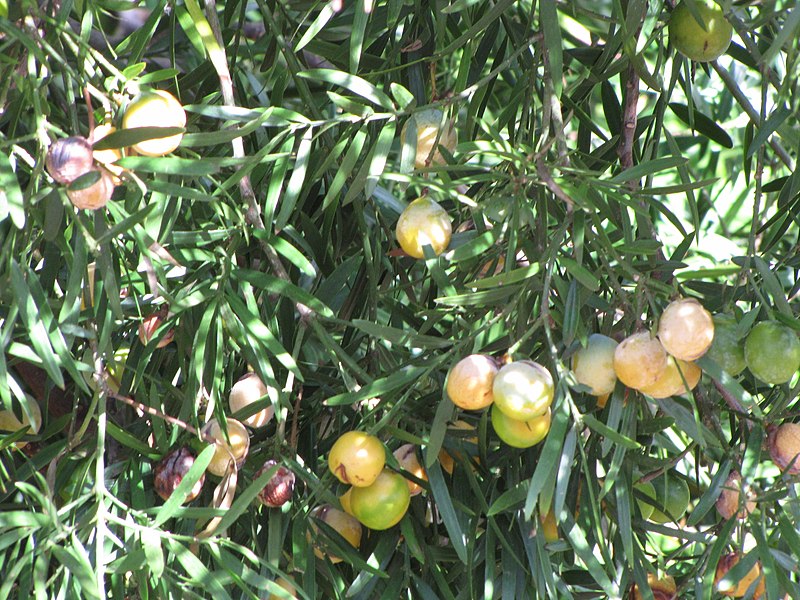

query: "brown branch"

left=617, top=65, right=639, bottom=173
left=290, top=385, right=303, bottom=451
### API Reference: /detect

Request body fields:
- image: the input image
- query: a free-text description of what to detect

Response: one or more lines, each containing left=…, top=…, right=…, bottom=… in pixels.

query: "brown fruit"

left=255, top=459, right=296, bottom=508
left=46, top=136, right=94, bottom=184
left=631, top=573, right=677, bottom=600
left=446, top=354, right=498, bottom=411
left=657, top=298, right=714, bottom=361
left=715, top=471, right=755, bottom=520
left=714, top=553, right=765, bottom=598
left=614, top=332, right=668, bottom=391
left=153, top=446, right=204, bottom=503
left=138, top=312, right=175, bottom=348
left=66, top=167, right=115, bottom=210
left=768, top=423, right=800, bottom=475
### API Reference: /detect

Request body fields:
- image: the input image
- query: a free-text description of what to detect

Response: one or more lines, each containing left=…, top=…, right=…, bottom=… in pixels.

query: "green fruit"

left=744, top=321, right=800, bottom=385
left=706, top=314, right=746, bottom=376
left=491, top=404, right=551, bottom=448
left=648, top=473, right=690, bottom=524
left=349, top=469, right=411, bottom=530
left=668, top=0, right=733, bottom=62
left=571, top=334, right=619, bottom=396
left=633, top=481, right=656, bottom=521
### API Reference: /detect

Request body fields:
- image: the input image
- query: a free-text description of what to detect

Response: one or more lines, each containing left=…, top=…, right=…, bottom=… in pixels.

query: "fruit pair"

left=46, top=136, right=116, bottom=210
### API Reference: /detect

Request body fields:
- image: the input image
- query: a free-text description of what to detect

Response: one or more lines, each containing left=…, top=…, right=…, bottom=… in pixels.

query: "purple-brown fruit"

left=255, top=459, right=296, bottom=507
left=46, top=136, right=94, bottom=184
left=153, top=446, right=204, bottom=502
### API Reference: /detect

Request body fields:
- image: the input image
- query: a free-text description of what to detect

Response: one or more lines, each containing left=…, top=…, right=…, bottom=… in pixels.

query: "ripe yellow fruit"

left=613, top=332, right=668, bottom=391
left=349, top=469, right=411, bottom=530
left=571, top=333, right=619, bottom=396
left=228, top=373, right=275, bottom=428
left=714, top=553, right=765, bottom=598
left=446, top=354, right=498, bottom=410
left=715, top=471, right=755, bottom=520
left=539, top=509, right=559, bottom=542
left=67, top=167, right=115, bottom=210
left=491, top=404, right=551, bottom=448
left=122, top=90, right=186, bottom=156
left=89, top=124, right=124, bottom=170
left=308, top=505, right=362, bottom=564
left=0, top=400, right=42, bottom=449
left=767, top=423, right=800, bottom=475
left=492, top=360, right=554, bottom=421
left=393, top=443, right=427, bottom=496
left=639, top=356, right=701, bottom=399
left=632, top=574, right=677, bottom=600
left=328, top=431, right=385, bottom=487
left=201, top=418, right=250, bottom=477
left=657, top=298, right=715, bottom=361
left=400, top=108, right=457, bottom=169
left=395, top=197, right=452, bottom=259
left=669, top=0, right=733, bottom=62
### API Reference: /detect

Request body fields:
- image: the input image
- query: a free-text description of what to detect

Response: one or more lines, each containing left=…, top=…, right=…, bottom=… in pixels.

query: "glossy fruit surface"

left=669, top=0, right=733, bottom=62
left=122, top=90, right=186, bottom=156
left=613, top=332, right=668, bottom=391
left=633, top=481, right=657, bottom=521
left=744, top=321, right=800, bottom=385
left=393, top=443, right=427, bottom=496
left=255, top=459, right=296, bottom=507
left=308, top=505, right=362, bottom=564
left=491, top=404, right=551, bottom=448
left=632, top=574, right=677, bottom=600
left=67, top=167, right=115, bottom=210
left=639, top=357, right=701, bottom=399
left=153, top=446, right=204, bottom=503
left=395, top=197, right=452, bottom=259
left=46, top=136, right=93, bottom=184
left=328, top=431, right=385, bottom=487
left=202, top=418, right=250, bottom=477
left=540, top=509, right=559, bottom=542
left=767, top=423, right=800, bottom=475
left=714, top=553, right=765, bottom=598
left=400, top=108, right=457, bottom=169
left=706, top=314, right=747, bottom=376
left=89, top=124, right=123, bottom=172
left=571, top=333, right=619, bottom=396
left=492, top=360, right=554, bottom=421
left=228, top=372, right=275, bottom=428
left=657, top=298, right=715, bottom=361
left=648, top=473, right=690, bottom=524
left=349, top=469, right=411, bottom=530
left=446, top=354, right=498, bottom=410
left=0, top=400, right=42, bottom=449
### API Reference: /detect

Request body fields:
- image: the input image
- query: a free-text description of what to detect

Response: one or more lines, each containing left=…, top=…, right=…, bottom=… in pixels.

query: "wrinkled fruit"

left=715, top=470, right=755, bottom=520
left=714, top=553, right=765, bottom=598
left=153, top=446, right=204, bottom=503
left=632, top=574, right=677, bottom=600
left=255, top=459, right=296, bottom=507
left=767, top=423, right=800, bottom=475
left=67, top=167, right=115, bottom=210
left=138, top=312, right=175, bottom=348
left=46, top=136, right=94, bottom=184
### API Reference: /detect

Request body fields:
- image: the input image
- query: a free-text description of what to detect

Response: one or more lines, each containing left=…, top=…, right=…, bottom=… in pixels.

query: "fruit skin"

left=539, top=509, right=559, bottom=542
left=648, top=473, right=690, bottom=524
left=707, top=314, right=747, bottom=376
left=228, top=372, right=275, bottom=428
left=255, top=459, right=296, bottom=508
left=639, top=357, right=701, bottom=399
left=715, top=470, right=755, bottom=520
left=122, top=89, right=186, bottom=156
left=767, top=423, right=800, bottom=475
left=614, top=332, right=668, bottom=391
left=657, top=298, right=715, bottom=361
left=66, top=167, right=115, bottom=210
left=0, top=400, right=42, bottom=449
left=631, top=574, right=677, bottom=600
left=328, top=431, right=385, bottom=487
left=308, top=505, right=362, bottom=564
left=395, top=197, right=452, bottom=259
left=492, top=360, right=554, bottom=421
left=571, top=333, right=619, bottom=396
left=491, top=404, right=551, bottom=448
left=446, top=354, right=498, bottom=410
left=138, top=313, right=175, bottom=348
left=393, top=443, right=427, bottom=496
left=201, top=418, right=250, bottom=477
left=89, top=124, right=124, bottom=176
left=349, top=469, right=411, bottom=530
left=46, top=136, right=94, bottom=184
left=400, top=108, right=457, bottom=169
left=153, top=446, right=204, bottom=503
left=714, top=553, right=765, bottom=598
left=669, top=0, right=733, bottom=62
left=744, top=321, right=800, bottom=385
left=633, top=481, right=657, bottom=521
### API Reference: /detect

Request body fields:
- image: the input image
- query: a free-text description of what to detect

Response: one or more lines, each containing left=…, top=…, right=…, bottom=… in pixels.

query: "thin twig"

left=617, top=65, right=639, bottom=173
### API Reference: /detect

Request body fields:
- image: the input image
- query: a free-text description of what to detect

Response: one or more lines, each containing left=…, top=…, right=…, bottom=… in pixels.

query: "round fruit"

left=268, top=578, right=297, bottom=600
left=639, top=356, right=701, bottom=399
left=339, top=487, right=355, bottom=516
left=767, top=423, right=800, bottom=475
left=328, top=431, right=385, bottom=487
left=67, top=167, right=115, bottom=210
left=714, top=553, right=765, bottom=598
left=657, top=298, right=715, bottom=361
left=613, top=332, right=668, bottom=391
left=153, top=446, right=204, bottom=503
left=349, top=469, right=411, bottom=530
left=46, top=136, right=94, bottom=184
left=255, top=459, right=296, bottom=508
left=632, top=574, right=677, bottom=600
left=633, top=480, right=657, bottom=521
left=571, top=333, right=619, bottom=396
left=0, top=400, right=42, bottom=449
left=669, top=0, right=733, bottom=62
left=395, top=197, right=452, bottom=259
left=706, top=314, right=746, bottom=376
left=228, top=372, right=275, bottom=428
left=400, top=108, right=457, bottom=169
left=648, top=473, right=690, bottom=524
left=715, top=470, right=755, bottom=520
left=446, top=354, right=498, bottom=410
left=744, top=321, right=800, bottom=385
left=393, top=443, right=427, bottom=496
left=492, top=360, right=554, bottom=421
left=138, top=313, right=175, bottom=348
left=122, top=89, right=186, bottom=156
left=308, top=505, right=362, bottom=564
left=539, top=509, right=559, bottom=542
left=491, top=404, right=551, bottom=448
left=202, top=418, right=250, bottom=477
left=89, top=123, right=124, bottom=172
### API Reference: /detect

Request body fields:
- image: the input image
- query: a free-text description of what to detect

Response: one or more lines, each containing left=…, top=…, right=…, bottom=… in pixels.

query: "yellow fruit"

left=714, top=553, right=765, bottom=598
left=571, top=333, right=618, bottom=396
left=268, top=578, right=297, bottom=600
left=349, top=469, right=411, bottom=530
left=491, top=404, right=550, bottom=448
left=767, top=423, right=800, bottom=475
left=328, top=431, right=385, bottom=487
left=228, top=373, right=275, bottom=428
left=657, top=298, right=714, bottom=362
left=89, top=124, right=124, bottom=171
left=122, top=90, right=186, bottom=156
left=67, top=167, right=115, bottom=210
left=613, top=332, right=668, bottom=391
left=632, top=574, right=677, bottom=600
left=339, top=487, right=355, bottom=516
left=539, top=509, right=559, bottom=542
left=639, top=356, right=701, bottom=399
left=201, top=418, right=250, bottom=477
left=744, top=321, right=800, bottom=385
left=0, top=400, right=42, bottom=449
left=492, top=360, right=554, bottom=421
left=715, top=471, right=755, bottom=520
left=400, top=108, right=457, bottom=169
left=393, top=443, right=427, bottom=496
left=669, top=0, right=733, bottom=62
left=395, top=197, right=452, bottom=259
left=446, top=354, right=498, bottom=410
left=308, top=505, right=362, bottom=564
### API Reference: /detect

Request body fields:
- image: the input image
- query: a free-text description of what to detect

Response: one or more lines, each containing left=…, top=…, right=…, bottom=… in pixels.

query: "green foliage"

left=1, top=0, right=799, bottom=598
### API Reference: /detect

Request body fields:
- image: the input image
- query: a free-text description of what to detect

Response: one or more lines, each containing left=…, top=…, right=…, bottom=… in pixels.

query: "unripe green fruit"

left=669, top=0, right=733, bottom=62
left=648, top=473, right=690, bottom=524
left=492, top=360, right=554, bottom=421
left=571, top=333, right=618, bottom=396
left=395, top=197, right=452, bottom=259
left=706, top=314, right=746, bottom=376
left=349, top=469, right=411, bottom=530
left=744, top=321, right=800, bottom=385
left=491, top=404, right=550, bottom=448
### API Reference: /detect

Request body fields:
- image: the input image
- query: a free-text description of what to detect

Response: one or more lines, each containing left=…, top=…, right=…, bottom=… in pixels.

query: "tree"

left=1, top=0, right=799, bottom=598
